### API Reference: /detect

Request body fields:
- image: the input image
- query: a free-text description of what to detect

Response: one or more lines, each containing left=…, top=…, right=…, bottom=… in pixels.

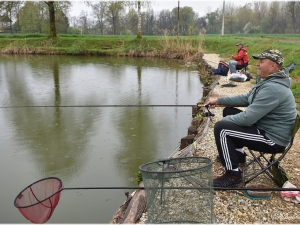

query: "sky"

left=69, top=0, right=253, bottom=18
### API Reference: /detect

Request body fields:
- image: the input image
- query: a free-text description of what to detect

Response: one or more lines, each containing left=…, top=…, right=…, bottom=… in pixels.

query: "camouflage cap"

left=235, top=43, right=243, bottom=47
left=252, top=49, right=284, bottom=67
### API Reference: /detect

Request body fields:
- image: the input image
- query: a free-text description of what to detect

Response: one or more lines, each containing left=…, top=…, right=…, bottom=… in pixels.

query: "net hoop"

left=14, top=177, right=63, bottom=208
left=14, top=177, right=63, bottom=223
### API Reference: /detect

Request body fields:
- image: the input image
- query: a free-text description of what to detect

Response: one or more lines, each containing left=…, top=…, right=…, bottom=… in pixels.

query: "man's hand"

left=205, top=97, right=218, bottom=108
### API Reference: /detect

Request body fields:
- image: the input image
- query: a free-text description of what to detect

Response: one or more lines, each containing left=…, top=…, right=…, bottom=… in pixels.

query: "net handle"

left=14, top=176, right=300, bottom=204
left=13, top=176, right=300, bottom=224
left=14, top=177, right=63, bottom=209
left=14, top=177, right=300, bottom=196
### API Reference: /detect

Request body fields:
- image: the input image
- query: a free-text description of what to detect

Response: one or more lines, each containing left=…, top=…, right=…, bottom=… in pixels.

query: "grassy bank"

left=1, top=33, right=300, bottom=108
left=0, top=34, right=203, bottom=60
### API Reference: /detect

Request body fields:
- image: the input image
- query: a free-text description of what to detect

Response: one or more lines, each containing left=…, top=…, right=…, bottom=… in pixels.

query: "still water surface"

left=0, top=54, right=203, bottom=223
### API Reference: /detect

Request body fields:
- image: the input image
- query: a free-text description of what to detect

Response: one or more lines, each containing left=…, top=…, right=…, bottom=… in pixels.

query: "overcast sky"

left=69, top=0, right=255, bottom=18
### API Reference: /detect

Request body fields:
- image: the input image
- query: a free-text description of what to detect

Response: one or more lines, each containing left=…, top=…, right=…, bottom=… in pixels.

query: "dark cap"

left=235, top=43, right=243, bottom=47
left=252, top=49, right=284, bottom=67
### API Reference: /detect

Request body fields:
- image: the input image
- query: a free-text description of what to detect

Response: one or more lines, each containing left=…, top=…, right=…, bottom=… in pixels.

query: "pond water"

left=0, top=54, right=203, bottom=223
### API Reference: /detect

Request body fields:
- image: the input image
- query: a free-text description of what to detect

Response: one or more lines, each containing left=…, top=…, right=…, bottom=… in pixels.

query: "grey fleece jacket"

left=218, top=69, right=297, bottom=146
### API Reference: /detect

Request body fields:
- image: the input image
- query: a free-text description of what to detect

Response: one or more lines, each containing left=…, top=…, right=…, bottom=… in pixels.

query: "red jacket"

left=232, top=47, right=249, bottom=66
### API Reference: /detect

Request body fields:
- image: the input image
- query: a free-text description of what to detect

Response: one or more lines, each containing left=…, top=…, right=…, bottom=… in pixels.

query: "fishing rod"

left=0, top=104, right=231, bottom=109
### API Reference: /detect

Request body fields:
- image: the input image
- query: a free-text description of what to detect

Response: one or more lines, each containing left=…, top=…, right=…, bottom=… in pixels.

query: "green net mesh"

left=139, top=157, right=215, bottom=223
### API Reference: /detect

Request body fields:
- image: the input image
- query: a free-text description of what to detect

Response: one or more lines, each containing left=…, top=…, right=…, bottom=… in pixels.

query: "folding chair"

left=236, top=62, right=248, bottom=73
left=243, top=114, right=300, bottom=185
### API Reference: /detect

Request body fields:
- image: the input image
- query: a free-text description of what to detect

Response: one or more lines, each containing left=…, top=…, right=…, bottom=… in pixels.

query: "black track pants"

left=214, top=107, right=285, bottom=170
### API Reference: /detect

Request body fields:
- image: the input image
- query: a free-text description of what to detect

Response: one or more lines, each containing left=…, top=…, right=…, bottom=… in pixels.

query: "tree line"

left=0, top=1, right=300, bottom=36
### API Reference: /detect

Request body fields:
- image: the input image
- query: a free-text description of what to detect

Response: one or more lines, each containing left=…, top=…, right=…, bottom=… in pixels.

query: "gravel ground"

left=193, top=54, right=300, bottom=223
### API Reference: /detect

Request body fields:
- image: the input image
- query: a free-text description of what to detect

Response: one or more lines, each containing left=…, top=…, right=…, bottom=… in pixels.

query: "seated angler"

left=229, top=43, right=249, bottom=74
left=206, top=49, right=297, bottom=188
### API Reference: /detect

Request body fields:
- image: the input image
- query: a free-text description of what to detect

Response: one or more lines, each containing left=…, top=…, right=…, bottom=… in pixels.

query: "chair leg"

left=236, top=66, right=247, bottom=73
left=243, top=150, right=279, bottom=184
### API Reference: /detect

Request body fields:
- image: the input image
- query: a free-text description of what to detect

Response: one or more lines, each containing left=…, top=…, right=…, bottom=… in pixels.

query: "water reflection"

left=2, top=55, right=96, bottom=181
left=0, top=54, right=203, bottom=223
left=113, top=63, right=157, bottom=182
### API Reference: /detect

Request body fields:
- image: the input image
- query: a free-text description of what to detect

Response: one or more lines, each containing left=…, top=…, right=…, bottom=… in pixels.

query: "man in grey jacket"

left=206, top=49, right=297, bottom=188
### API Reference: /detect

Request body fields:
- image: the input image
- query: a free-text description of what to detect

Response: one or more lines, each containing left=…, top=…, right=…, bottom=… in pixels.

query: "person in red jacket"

left=229, top=43, right=249, bottom=74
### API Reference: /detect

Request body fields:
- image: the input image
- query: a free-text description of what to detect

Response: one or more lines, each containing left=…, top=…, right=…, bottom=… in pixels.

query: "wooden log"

left=110, top=183, right=146, bottom=224
left=110, top=192, right=133, bottom=224
left=174, top=117, right=210, bottom=158
left=180, top=135, right=195, bottom=150
left=188, top=125, right=198, bottom=135
left=192, top=106, right=202, bottom=118
left=191, top=117, right=203, bottom=128
left=122, top=189, right=147, bottom=224
left=202, top=87, right=211, bottom=96
left=194, top=117, right=210, bottom=141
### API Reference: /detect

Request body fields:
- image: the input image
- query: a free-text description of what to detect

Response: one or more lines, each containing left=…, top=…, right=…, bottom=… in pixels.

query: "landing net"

left=14, top=177, right=63, bottom=224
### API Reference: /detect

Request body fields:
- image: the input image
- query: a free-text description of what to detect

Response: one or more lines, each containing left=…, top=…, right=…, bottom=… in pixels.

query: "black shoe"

left=216, top=152, right=247, bottom=167
left=213, top=170, right=243, bottom=188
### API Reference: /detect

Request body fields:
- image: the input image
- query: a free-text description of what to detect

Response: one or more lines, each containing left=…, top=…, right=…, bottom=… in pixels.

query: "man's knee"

left=214, top=120, right=227, bottom=135
left=229, top=60, right=236, bottom=65
left=214, top=120, right=237, bottom=136
left=223, top=107, right=242, bottom=117
left=223, top=107, right=232, bottom=117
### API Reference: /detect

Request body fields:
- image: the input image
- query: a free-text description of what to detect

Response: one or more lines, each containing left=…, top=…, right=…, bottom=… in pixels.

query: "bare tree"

left=44, top=1, right=57, bottom=38
left=157, top=9, right=173, bottom=32
left=142, top=9, right=155, bottom=35
left=178, top=6, right=196, bottom=35
left=286, top=1, right=300, bottom=34
left=224, top=2, right=238, bottom=33
left=106, top=1, right=126, bottom=35
left=196, top=16, right=207, bottom=34
left=86, top=1, right=107, bottom=35
left=236, top=3, right=252, bottom=33
left=206, top=11, right=219, bottom=34
left=136, top=1, right=142, bottom=38
left=126, top=1, right=151, bottom=38
left=125, top=8, right=138, bottom=35
left=268, top=1, right=280, bottom=33
left=43, top=1, right=71, bottom=37
left=78, top=10, right=90, bottom=35
left=252, top=1, right=268, bottom=26
left=276, top=2, right=287, bottom=34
